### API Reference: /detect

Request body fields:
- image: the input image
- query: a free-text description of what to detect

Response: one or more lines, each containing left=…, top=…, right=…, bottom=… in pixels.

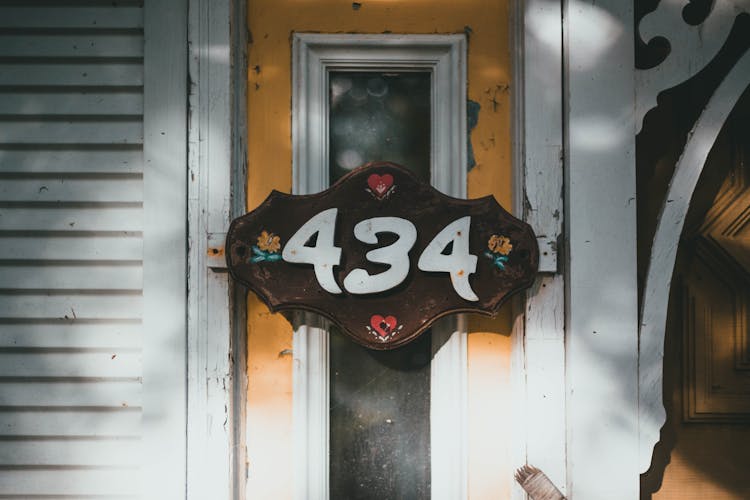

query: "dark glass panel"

left=330, top=329, right=431, bottom=500
left=328, top=70, right=432, bottom=499
left=329, top=72, right=431, bottom=182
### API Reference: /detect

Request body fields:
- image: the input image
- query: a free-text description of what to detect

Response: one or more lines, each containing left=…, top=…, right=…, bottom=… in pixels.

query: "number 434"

left=281, top=208, right=479, bottom=301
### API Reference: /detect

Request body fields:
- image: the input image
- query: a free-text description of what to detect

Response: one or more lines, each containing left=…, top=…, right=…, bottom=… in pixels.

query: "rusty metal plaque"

left=226, top=162, right=538, bottom=350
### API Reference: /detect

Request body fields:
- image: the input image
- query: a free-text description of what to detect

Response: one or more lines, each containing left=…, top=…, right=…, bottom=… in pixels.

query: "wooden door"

left=638, top=17, right=750, bottom=497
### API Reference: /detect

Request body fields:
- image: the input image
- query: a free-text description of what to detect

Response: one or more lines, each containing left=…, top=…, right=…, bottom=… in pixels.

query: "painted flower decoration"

left=488, top=235, right=513, bottom=256
left=250, top=230, right=282, bottom=263
left=485, top=234, right=512, bottom=270
left=256, top=230, right=281, bottom=253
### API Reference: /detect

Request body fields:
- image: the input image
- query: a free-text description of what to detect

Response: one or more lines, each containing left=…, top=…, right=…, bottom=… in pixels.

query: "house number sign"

left=226, top=162, right=538, bottom=350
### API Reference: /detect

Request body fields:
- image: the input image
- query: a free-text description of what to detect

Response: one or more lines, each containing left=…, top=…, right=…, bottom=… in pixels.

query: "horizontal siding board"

left=0, top=410, right=140, bottom=437
left=0, top=322, right=142, bottom=349
left=0, top=92, right=143, bottom=115
left=0, top=264, right=142, bottom=290
left=0, top=120, right=142, bottom=144
left=0, top=62, right=143, bottom=86
left=0, top=34, right=143, bottom=58
left=0, top=469, right=139, bottom=496
left=0, top=177, right=143, bottom=203
left=0, top=234, right=142, bottom=261
left=0, top=149, right=143, bottom=174
left=0, top=7, right=143, bottom=29
left=0, top=295, right=142, bottom=320
left=0, top=439, right=138, bottom=467
left=0, top=381, right=140, bottom=407
left=0, top=352, right=141, bottom=378
left=0, top=206, right=143, bottom=231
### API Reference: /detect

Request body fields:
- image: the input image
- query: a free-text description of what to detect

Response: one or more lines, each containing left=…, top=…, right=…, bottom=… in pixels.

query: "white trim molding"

left=512, top=0, right=566, bottom=496
left=291, top=33, right=468, bottom=500
left=636, top=0, right=748, bottom=132
left=636, top=1, right=750, bottom=471
left=187, top=0, right=246, bottom=497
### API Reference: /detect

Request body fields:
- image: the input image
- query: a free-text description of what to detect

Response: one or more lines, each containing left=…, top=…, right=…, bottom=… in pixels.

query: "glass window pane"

left=329, top=70, right=432, bottom=499
left=329, top=72, right=431, bottom=182
left=330, top=329, right=431, bottom=499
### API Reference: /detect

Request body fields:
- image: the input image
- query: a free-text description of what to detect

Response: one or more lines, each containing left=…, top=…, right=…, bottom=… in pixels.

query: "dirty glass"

left=329, top=72, right=431, bottom=182
left=329, top=71, right=432, bottom=499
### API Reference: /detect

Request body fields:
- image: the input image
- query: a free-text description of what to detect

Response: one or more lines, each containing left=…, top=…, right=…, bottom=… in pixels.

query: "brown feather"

left=515, top=464, right=566, bottom=500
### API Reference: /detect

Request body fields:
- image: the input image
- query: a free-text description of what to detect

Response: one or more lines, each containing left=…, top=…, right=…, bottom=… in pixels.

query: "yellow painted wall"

left=246, top=1, right=513, bottom=497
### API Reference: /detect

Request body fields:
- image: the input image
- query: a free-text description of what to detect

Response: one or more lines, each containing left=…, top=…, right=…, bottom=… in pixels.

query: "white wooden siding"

left=0, top=2, right=146, bottom=497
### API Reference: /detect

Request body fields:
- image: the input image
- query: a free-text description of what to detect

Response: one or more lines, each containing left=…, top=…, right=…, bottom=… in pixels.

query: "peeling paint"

left=484, top=83, right=509, bottom=112
left=467, top=99, right=480, bottom=170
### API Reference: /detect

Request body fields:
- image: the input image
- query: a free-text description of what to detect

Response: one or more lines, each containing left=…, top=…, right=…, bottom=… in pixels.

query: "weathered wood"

left=0, top=34, right=144, bottom=58
left=0, top=351, right=141, bottom=378
left=0, top=470, right=139, bottom=496
left=0, top=149, right=143, bottom=174
left=0, top=177, right=142, bottom=202
left=0, top=63, right=143, bottom=86
left=0, top=410, right=141, bottom=437
left=0, top=380, right=141, bottom=407
left=0, top=92, right=143, bottom=115
left=0, top=294, right=142, bottom=320
left=0, top=7, right=143, bottom=29
left=0, top=263, right=142, bottom=290
left=185, top=0, right=237, bottom=495
left=514, top=0, right=566, bottom=495
left=0, top=120, right=142, bottom=145
left=0, top=206, right=142, bottom=232
left=0, top=321, right=141, bottom=349
left=0, top=439, right=139, bottom=466
left=0, top=234, right=142, bottom=261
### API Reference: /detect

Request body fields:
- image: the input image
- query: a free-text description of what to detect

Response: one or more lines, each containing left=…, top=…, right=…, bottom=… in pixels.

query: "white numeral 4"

left=281, top=208, right=342, bottom=294
left=417, top=216, right=478, bottom=301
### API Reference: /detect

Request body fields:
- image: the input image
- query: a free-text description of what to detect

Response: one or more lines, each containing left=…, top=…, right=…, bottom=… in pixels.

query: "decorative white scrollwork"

left=636, top=0, right=748, bottom=132
left=637, top=0, right=750, bottom=473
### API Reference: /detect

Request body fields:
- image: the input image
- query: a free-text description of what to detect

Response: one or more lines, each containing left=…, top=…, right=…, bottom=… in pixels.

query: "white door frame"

left=511, top=0, right=566, bottom=496
left=186, top=0, right=248, bottom=498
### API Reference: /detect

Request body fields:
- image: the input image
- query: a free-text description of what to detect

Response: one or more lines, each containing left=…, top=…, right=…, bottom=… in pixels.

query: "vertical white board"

left=565, top=0, right=639, bottom=498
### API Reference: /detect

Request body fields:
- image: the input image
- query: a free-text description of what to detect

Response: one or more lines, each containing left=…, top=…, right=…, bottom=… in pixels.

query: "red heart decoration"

left=367, top=173, right=394, bottom=198
left=370, top=314, right=398, bottom=338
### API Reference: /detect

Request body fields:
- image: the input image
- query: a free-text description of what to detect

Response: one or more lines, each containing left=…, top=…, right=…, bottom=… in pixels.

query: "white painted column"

left=564, top=0, right=639, bottom=498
